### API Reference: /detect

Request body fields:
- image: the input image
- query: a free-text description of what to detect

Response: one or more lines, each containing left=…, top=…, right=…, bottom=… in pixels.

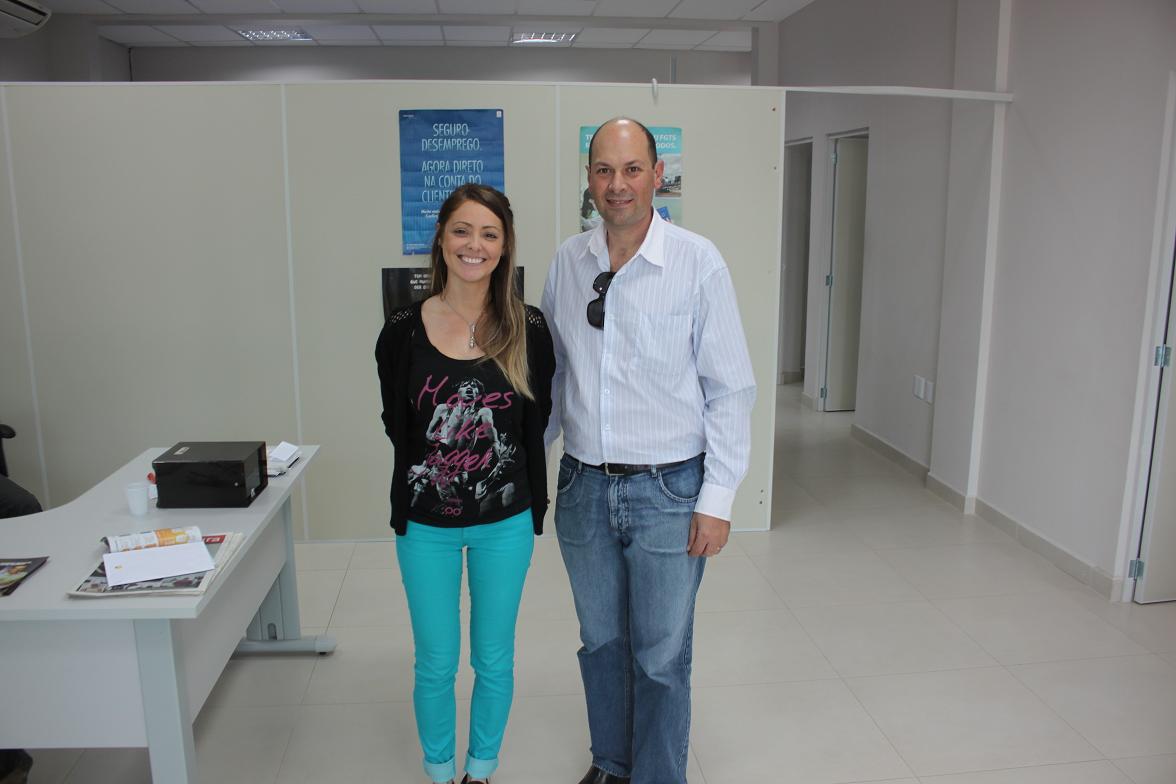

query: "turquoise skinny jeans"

left=396, top=510, right=534, bottom=783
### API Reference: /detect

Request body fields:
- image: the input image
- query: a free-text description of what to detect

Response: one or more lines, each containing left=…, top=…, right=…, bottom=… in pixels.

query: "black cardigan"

left=375, top=300, right=556, bottom=535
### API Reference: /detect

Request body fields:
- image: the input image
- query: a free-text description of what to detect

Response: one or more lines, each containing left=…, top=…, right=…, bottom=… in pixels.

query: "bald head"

left=588, top=117, right=658, bottom=168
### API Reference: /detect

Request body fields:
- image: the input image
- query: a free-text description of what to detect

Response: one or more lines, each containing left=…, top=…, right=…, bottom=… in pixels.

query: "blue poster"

left=400, top=109, right=505, bottom=255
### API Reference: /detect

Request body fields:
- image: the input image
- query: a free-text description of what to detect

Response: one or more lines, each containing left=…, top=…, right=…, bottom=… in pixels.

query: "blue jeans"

left=397, top=510, right=534, bottom=783
left=555, top=454, right=706, bottom=784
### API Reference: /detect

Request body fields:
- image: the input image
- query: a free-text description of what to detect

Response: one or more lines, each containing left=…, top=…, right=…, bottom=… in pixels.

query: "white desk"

left=0, top=446, right=333, bottom=783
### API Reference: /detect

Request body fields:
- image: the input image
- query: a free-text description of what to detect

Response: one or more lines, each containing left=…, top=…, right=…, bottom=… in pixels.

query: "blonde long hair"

left=430, top=184, right=532, bottom=400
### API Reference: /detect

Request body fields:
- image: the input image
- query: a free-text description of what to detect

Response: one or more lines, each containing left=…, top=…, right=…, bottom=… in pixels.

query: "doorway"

left=1136, top=233, right=1176, bottom=603
left=822, top=134, right=869, bottom=412
left=780, top=141, right=812, bottom=385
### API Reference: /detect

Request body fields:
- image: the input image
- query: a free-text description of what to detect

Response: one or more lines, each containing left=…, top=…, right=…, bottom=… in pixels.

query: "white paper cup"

left=125, top=481, right=150, bottom=516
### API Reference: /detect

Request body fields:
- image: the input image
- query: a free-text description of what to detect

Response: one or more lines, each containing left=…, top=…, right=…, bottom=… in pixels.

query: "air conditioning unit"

left=0, top=0, right=51, bottom=39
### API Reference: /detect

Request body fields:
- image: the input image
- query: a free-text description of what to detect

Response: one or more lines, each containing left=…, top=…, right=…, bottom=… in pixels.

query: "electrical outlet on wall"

left=924, top=380, right=934, bottom=403
left=913, top=375, right=926, bottom=399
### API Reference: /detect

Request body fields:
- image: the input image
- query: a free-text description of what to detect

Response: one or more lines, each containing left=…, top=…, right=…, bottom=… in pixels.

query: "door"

left=780, top=142, right=812, bottom=385
left=1137, top=238, right=1176, bottom=603
left=823, top=136, right=868, bottom=412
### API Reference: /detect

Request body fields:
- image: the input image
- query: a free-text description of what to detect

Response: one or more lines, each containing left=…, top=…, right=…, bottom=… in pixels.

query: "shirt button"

left=604, top=424, right=611, bottom=431
left=603, top=389, right=610, bottom=395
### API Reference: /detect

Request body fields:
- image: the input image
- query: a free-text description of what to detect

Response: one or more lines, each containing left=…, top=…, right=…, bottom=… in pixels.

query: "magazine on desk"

left=0, top=557, right=49, bottom=596
left=69, top=532, right=244, bottom=598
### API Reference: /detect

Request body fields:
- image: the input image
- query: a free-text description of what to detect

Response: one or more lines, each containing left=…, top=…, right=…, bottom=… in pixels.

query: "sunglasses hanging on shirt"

left=587, top=271, right=615, bottom=329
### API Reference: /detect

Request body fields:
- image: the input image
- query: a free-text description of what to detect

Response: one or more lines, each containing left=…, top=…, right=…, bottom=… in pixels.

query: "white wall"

left=980, top=0, right=1176, bottom=576
left=100, top=38, right=130, bottom=81
left=129, top=45, right=751, bottom=86
left=780, top=0, right=957, bottom=463
left=0, top=31, right=50, bottom=82
left=928, top=0, right=1004, bottom=503
left=0, top=19, right=129, bottom=82
left=779, top=0, right=957, bottom=88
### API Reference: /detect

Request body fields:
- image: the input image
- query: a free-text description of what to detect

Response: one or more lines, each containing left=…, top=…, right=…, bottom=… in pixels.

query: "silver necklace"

left=440, top=293, right=483, bottom=349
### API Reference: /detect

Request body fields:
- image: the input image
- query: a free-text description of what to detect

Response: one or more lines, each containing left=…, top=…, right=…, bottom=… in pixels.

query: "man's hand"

left=687, top=512, right=730, bottom=557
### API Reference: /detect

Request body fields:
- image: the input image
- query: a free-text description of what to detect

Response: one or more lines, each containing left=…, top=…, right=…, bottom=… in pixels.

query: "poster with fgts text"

left=578, top=125, right=682, bottom=232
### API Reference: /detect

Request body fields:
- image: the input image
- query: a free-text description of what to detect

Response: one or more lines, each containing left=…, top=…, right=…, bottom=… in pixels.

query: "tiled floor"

left=25, top=385, right=1176, bottom=783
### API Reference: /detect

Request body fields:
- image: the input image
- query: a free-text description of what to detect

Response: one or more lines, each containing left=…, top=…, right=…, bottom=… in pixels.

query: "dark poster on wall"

left=382, top=267, right=524, bottom=321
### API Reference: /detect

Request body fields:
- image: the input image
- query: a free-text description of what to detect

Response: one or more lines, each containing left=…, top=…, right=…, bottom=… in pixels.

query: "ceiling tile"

left=592, top=0, right=677, bottom=17
left=317, top=38, right=381, bottom=44
left=154, top=24, right=243, bottom=40
left=271, top=0, right=360, bottom=11
left=573, top=26, right=647, bottom=44
left=699, top=29, right=751, bottom=48
left=104, top=0, right=200, bottom=12
left=669, top=0, right=759, bottom=20
left=380, top=39, right=439, bottom=45
left=515, top=0, right=595, bottom=15
left=572, top=40, right=635, bottom=48
left=97, top=24, right=185, bottom=41
left=637, top=28, right=715, bottom=46
left=742, top=0, right=817, bottom=22
left=373, top=23, right=442, bottom=39
left=442, top=24, right=509, bottom=41
left=438, top=0, right=514, bottom=13
left=355, top=0, right=438, bottom=11
left=446, top=39, right=507, bottom=46
left=186, top=0, right=279, bottom=12
left=302, top=23, right=377, bottom=39
left=39, top=1, right=123, bottom=13
left=190, top=39, right=252, bottom=45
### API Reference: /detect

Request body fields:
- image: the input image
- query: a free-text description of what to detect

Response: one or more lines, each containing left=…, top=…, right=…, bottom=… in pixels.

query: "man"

left=542, top=117, right=755, bottom=784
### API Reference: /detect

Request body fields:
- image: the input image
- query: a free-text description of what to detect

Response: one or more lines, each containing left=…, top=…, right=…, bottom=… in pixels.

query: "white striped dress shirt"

left=542, top=210, right=756, bottom=521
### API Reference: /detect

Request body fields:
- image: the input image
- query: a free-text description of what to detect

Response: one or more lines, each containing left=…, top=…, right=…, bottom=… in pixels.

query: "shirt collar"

left=587, top=208, right=667, bottom=270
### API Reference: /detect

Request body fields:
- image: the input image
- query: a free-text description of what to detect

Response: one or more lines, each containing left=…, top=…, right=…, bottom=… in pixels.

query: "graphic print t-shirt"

left=405, top=328, right=531, bottom=527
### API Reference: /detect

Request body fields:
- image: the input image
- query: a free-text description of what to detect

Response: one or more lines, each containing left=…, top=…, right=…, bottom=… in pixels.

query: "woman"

left=375, top=183, right=555, bottom=784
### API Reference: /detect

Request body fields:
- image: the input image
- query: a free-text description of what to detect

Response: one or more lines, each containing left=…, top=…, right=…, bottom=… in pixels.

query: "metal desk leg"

left=235, top=497, right=337, bottom=656
left=134, top=619, right=196, bottom=784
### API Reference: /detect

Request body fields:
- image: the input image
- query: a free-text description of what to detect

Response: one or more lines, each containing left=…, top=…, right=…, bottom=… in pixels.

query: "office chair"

left=0, top=424, right=40, bottom=519
left=0, top=423, right=13, bottom=477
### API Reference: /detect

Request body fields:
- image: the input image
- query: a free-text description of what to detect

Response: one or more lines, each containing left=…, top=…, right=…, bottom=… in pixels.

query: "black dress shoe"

left=577, top=765, right=630, bottom=784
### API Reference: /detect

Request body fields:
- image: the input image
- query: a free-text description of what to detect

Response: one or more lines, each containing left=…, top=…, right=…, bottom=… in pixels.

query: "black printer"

left=153, top=441, right=268, bottom=508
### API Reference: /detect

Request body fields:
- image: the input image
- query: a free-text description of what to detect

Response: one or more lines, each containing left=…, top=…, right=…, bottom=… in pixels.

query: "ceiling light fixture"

left=512, top=32, right=575, bottom=45
left=234, top=28, right=313, bottom=42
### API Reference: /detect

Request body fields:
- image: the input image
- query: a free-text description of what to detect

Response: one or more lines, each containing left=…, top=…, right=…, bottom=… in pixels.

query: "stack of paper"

left=103, top=541, right=214, bottom=587
left=71, top=528, right=244, bottom=598
left=266, top=441, right=302, bottom=476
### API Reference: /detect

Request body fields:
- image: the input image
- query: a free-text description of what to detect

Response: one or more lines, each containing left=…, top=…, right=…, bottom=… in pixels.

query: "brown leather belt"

left=576, top=455, right=699, bottom=477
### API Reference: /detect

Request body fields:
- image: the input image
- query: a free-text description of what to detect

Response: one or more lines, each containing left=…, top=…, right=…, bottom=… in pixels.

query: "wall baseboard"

left=848, top=430, right=1124, bottom=602
left=850, top=424, right=929, bottom=481
left=801, top=392, right=818, bottom=410
left=974, top=499, right=1119, bottom=600
left=779, top=370, right=803, bottom=384
left=925, top=472, right=971, bottom=512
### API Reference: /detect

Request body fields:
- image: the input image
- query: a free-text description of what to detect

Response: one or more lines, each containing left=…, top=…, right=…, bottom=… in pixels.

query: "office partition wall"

left=0, top=80, right=783, bottom=539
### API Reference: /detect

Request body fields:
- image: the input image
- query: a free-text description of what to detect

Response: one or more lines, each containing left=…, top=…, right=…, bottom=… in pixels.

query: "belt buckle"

left=602, top=462, right=619, bottom=476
